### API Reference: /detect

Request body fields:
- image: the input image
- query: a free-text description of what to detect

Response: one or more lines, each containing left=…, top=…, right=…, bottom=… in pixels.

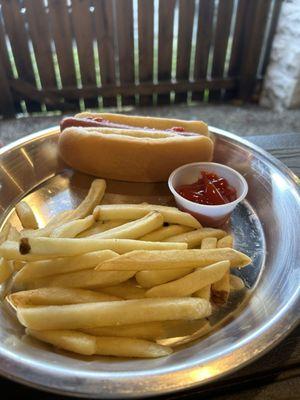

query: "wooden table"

left=0, top=133, right=299, bottom=399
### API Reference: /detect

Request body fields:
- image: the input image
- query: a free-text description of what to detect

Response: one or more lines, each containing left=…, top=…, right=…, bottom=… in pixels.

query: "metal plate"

left=0, top=127, right=299, bottom=398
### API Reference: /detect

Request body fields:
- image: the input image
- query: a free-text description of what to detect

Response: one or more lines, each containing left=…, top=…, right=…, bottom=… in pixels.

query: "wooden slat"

left=24, top=0, right=57, bottom=111
left=41, top=77, right=236, bottom=98
left=261, top=0, right=283, bottom=76
left=192, top=0, right=214, bottom=101
left=48, top=0, right=79, bottom=109
left=115, top=0, right=135, bottom=106
left=0, top=0, right=40, bottom=111
left=71, top=0, right=98, bottom=109
left=0, top=13, right=16, bottom=116
left=209, top=0, right=234, bottom=102
left=24, top=0, right=56, bottom=88
left=224, top=0, right=248, bottom=100
left=93, top=0, right=117, bottom=107
left=175, top=0, right=195, bottom=104
left=238, top=0, right=272, bottom=100
left=157, top=0, right=176, bottom=105
left=138, top=0, right=154, bottom=106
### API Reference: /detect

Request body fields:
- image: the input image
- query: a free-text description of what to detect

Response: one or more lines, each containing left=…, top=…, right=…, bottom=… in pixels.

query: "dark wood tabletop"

left=0, top=132, right=299, bottom=399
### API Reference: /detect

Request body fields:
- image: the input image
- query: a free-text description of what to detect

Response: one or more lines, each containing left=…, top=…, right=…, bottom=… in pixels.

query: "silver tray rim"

left=0, top=126, right=299, bottom=398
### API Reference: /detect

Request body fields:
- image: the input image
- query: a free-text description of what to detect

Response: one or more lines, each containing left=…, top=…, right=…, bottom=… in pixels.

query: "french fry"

left=211, top=235, right=234, bottom=304
left=50, top=215, right=94, bottom=238
left=146, top=261, right=230, bottom=298
left=94, top=336, right=172, bottom=358
left=164, top=228, right=226, bottom=248
left=23, top=269, right=136, bottom=290
left=217, top=235, right=234, bottom=248
left=7, top=226, right=20, bottom=241
left=7, top=287, right=120, bottom=308
left=92, top=212, right=164, bottom=240
left=100, top=280, right=146, bottom=299
left=77, top=220, right=126, bottom=238
left=201, top=237, right=217, bottom=249
left=194, top=237, right=218, bottom=298
left=17, top=298, right=212, bottom=330
left=15, top=201, right=38, bottom=230
left=20, top=210, right=74, bottom=238
left=0, top=258, right=13, bottom=284
left=20, top=180, right=106, bottom=238
left=27, top=328, right=172, bottom=358
left=26, top=329, right=96, bottom=355
left=230, top=274, right=245, bottom=291
left=211, top=271, right=230, bottom=305
left=136, top=268, right=193, bottom=288
left=93, top=204, right=201, bottom=228
left=193, top=285, right=211, bottom=301
left=140, top=225, right=192, bottom=242
left=83, top=319, right=207, bottom=340
left=0, top=238, right=187, bottom=260
left=98, top=248, right=252, bottom=271
left=66, top=179, right=106, bottom=221
left=13, top=250, right=117, bottom=286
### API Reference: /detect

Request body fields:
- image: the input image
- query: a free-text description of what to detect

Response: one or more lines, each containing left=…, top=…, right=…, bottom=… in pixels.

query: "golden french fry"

left=12, top=260, right=25, bottom=271
left=13, top=250, right=117, bottom=286
left=93, top=204, right=201, bottom=228
left=164, top=228, right=226, bottom=248
left=66, top=179, right=106, bottom=221
left=50, top=215, right=94, bottom=238
left=193, top=285, right=211, bottom=301
left=94, top=336, right=172, bottom=358
left=24, top=269, right=135, bottom=290
left=83, top=319, right=207, bottom=340
left=195, top=237, right=217, bottom=298
left=0, top=258, right=13, bottom=284
left=7, top=226, right=20, bottom=241
left=15, top=201, right=38, bottom=230
left=7, top=287, right=120, bottom=308
left=230, top=274, right=245, bottom=291
left=136, top=268, right=193, bottom=288
left=201, top=237, right=217, bottom=249
left=21, top=180, right=106, bottom=238
left=210, top=235, right=233, bottom=304
left=146, top=261, right=230, bottom=298
left=217, top=235, right=234, bottom=248
left=100, top=280, right=146, bottom=299
left=27, top=328, right=172, bottom=358
left=211, top=271, right=230, bottom=305
left=92, top=212, right=164, bottom=240
left=0, top=238, right=186, bottom=260
left=77, top=220, right=126, bottom=238
left=17, top=298, right=212, bottom=330
left=26, top=329, right=96, bottom=355
left=20, top=210, right=74, bottom=238
left=140, top=225, right=192, bottom=242
left=98, top=248, right=251, bottom=271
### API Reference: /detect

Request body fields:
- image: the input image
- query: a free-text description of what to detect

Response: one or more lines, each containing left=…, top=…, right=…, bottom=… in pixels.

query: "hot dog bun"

left=59, top=123, right=214, bottom=183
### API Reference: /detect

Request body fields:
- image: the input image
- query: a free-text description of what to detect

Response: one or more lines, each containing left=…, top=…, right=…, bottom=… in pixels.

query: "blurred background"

left=0, top=0, right=299, bottom=143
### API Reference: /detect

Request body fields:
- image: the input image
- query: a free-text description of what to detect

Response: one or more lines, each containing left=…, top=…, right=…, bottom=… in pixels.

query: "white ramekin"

left=168, top=162, right=248, bottom=227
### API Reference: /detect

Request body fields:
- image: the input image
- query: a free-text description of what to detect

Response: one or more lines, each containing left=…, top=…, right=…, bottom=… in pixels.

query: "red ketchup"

left=176, top=171, right=237, bottom=206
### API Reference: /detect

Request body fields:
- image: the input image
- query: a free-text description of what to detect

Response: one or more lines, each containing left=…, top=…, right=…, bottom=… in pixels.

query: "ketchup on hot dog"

left=176, top=171, right=237, bottom=206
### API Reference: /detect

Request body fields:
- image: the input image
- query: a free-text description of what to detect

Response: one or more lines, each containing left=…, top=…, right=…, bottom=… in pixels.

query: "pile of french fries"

left=0, top=179, right=250, bottom=358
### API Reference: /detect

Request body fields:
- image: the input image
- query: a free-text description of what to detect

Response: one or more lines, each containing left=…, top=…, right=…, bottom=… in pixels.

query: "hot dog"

left=58, top=112, right=214, bottom=182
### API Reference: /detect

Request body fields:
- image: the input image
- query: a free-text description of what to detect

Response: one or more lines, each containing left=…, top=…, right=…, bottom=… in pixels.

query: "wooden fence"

left=0, top=0, right=282, bottom=118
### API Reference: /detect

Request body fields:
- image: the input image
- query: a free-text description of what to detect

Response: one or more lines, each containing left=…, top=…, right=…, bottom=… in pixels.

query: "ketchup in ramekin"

left=168, top=163, right=248, bottom=227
